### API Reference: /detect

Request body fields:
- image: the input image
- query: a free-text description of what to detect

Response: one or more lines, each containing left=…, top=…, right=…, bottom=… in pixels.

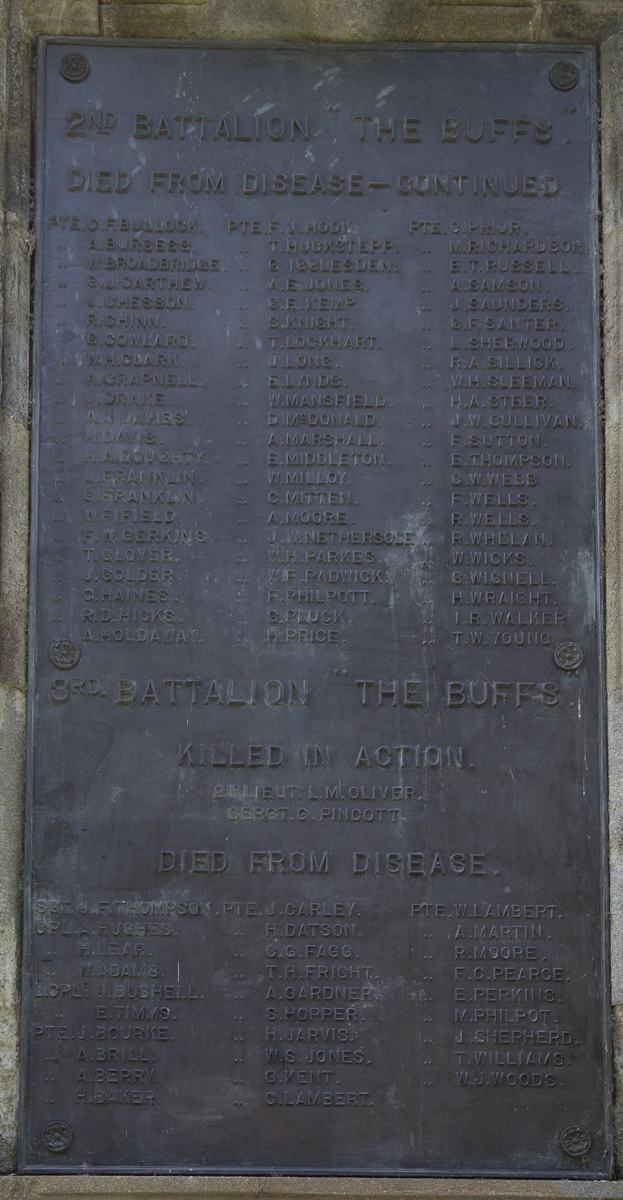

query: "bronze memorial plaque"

left=21, top=41, right=609, bottom=1175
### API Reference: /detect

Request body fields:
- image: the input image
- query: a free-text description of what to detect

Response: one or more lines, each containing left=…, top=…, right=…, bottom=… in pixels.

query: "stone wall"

left=2, top=0, right=623, bottom=1190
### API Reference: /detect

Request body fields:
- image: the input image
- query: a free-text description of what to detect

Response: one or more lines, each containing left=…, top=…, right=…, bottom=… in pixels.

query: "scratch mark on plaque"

left=375, top=85, right=396, bottom=108
left=313, top=68, right=341, bottom=90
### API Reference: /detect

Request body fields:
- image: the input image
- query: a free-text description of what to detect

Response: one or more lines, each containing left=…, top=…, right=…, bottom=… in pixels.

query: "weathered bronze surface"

left=21, top=41, right=608, bottom=1176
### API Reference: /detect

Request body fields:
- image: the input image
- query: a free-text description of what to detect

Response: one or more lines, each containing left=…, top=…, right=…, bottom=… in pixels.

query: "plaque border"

left=18, top=37, right=611, bottom=1179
